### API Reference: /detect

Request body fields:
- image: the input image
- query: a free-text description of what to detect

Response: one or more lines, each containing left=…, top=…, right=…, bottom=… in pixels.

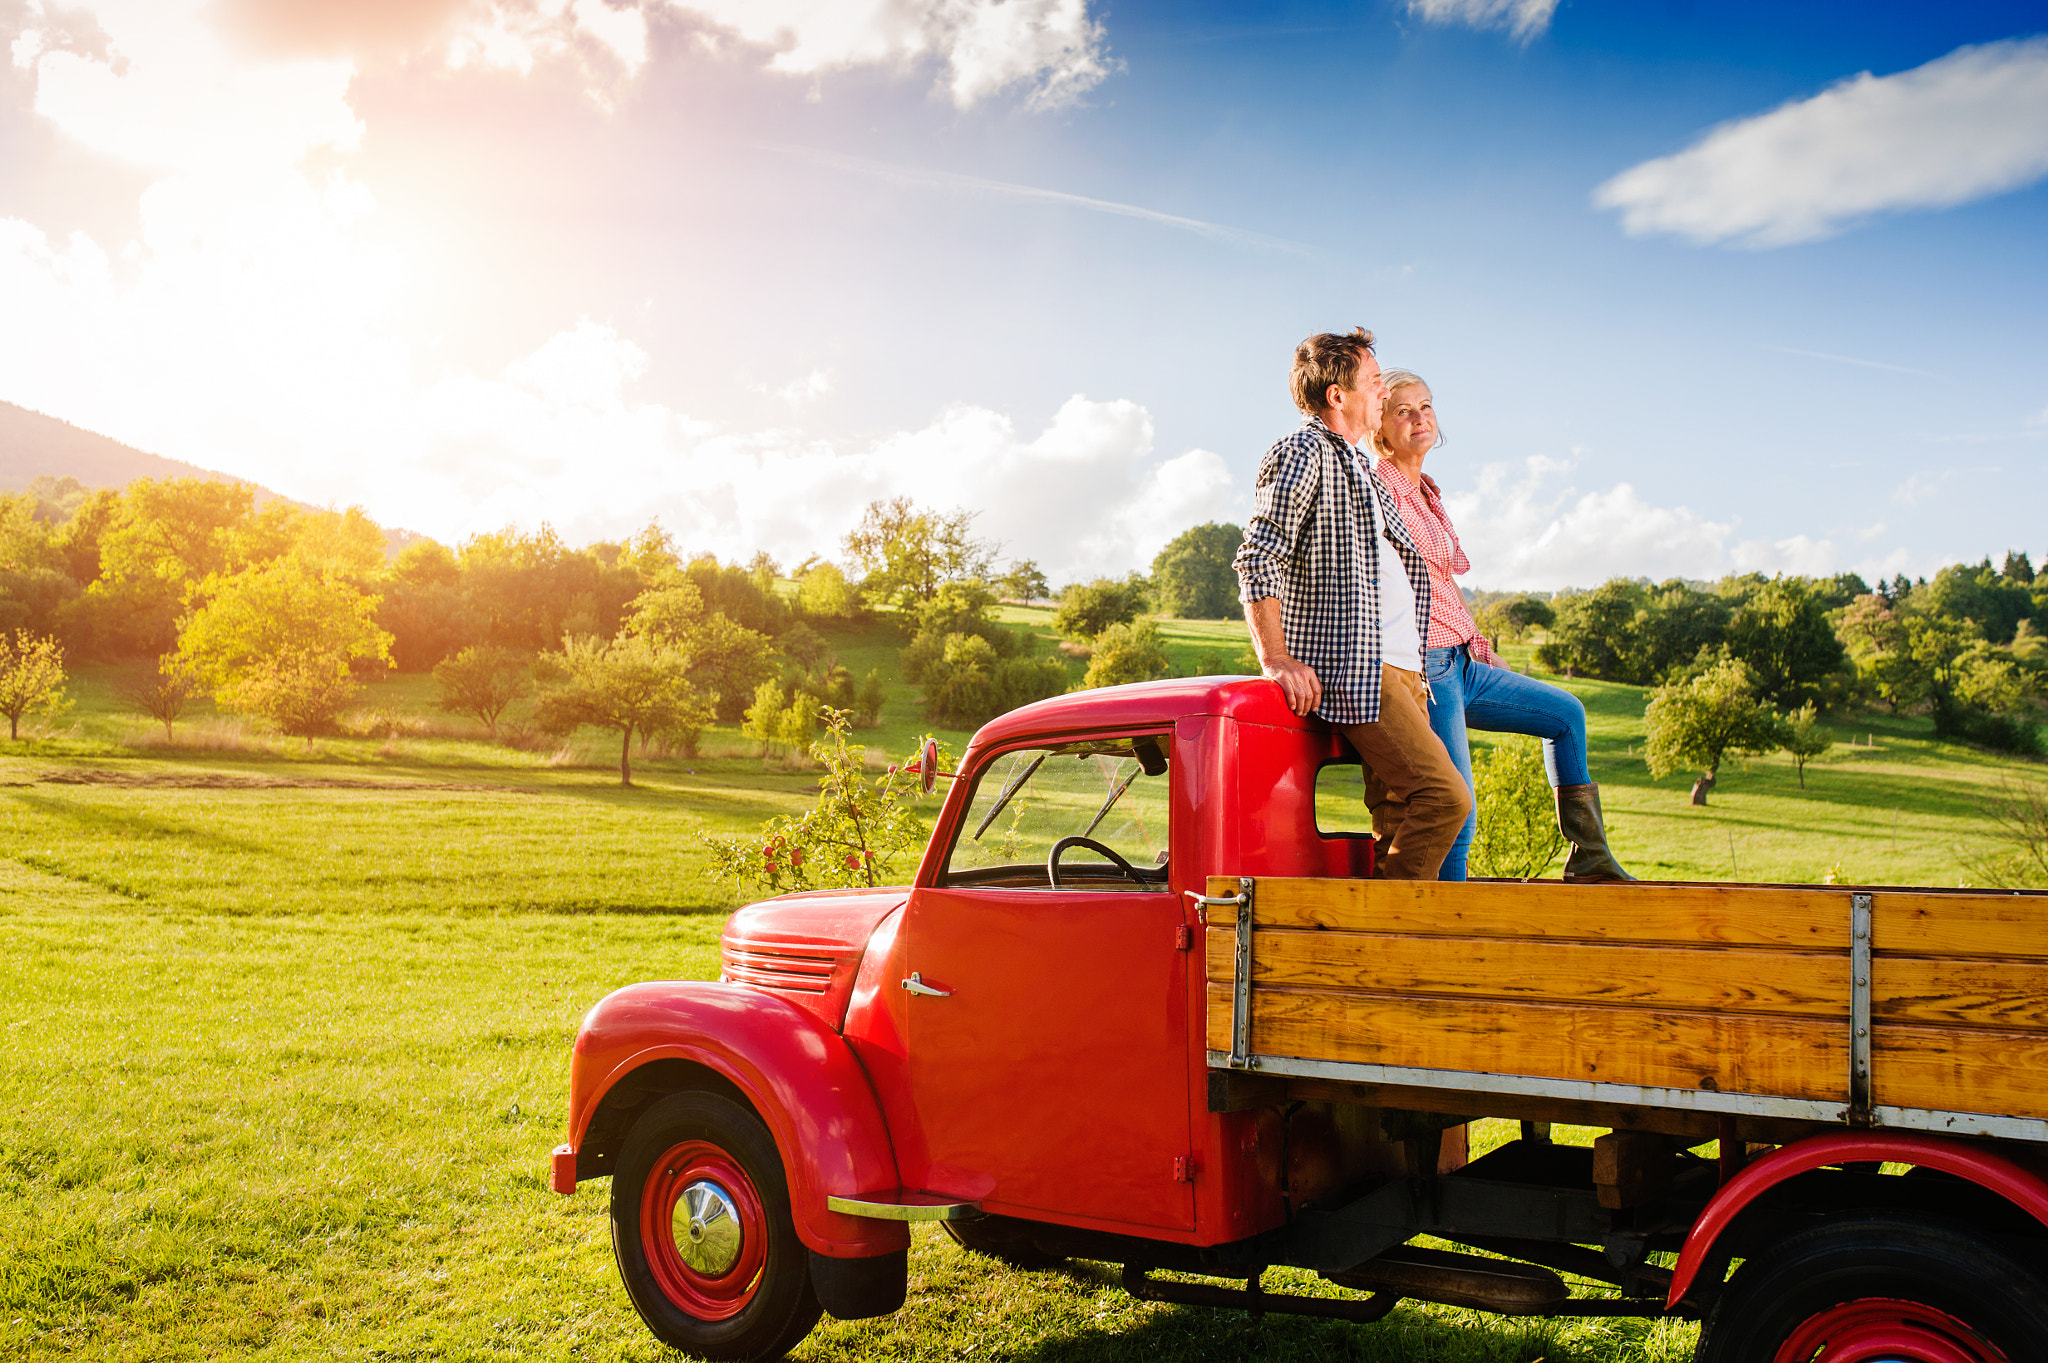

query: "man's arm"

left=1246, top=597, right=1321, bottom=716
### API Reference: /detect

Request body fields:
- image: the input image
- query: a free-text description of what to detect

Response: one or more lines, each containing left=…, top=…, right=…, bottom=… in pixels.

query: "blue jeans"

left=1424, top=644, right=1591, bottom=881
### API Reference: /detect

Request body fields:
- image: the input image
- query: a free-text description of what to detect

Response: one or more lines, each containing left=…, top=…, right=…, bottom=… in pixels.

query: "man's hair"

left=1290, top=328, right=1377, bottom=417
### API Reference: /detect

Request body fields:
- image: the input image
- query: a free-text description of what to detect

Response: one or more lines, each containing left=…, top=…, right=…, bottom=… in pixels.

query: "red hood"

left=720, top=886, right=908, bottom=1031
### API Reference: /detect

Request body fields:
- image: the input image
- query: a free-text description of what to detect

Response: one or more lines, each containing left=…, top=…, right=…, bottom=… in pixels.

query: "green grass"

left=1, top=636, right=2040, bottom=1360
left=0, top=859, right=1694, bottom=1362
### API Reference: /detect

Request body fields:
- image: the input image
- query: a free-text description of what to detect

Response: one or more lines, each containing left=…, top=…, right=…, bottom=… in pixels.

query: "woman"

left=1370, top=370, right=1632, bottom=882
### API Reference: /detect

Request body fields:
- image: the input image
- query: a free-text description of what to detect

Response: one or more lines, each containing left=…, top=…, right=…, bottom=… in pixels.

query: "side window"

left=944, top=736, right=1171, bottom=890
left=1315, top=760, right=1374, bottom=837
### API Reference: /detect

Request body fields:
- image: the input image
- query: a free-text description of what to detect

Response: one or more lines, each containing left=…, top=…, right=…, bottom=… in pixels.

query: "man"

left=1232, top=328, right=1472, bottom=880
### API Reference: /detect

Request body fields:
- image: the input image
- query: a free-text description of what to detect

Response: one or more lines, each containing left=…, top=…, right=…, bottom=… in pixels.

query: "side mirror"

left=919, top=737, right=939, bottom=795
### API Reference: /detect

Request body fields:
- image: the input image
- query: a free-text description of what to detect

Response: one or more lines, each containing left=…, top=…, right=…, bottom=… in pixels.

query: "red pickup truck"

left=553, top=676, right=2048, bottom=1363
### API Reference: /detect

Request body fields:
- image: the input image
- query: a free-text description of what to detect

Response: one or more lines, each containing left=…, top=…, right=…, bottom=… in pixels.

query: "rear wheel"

left=1693, top=1212, right=2048, bottom=1363
left=610, top=1091, right=821, bottom=1360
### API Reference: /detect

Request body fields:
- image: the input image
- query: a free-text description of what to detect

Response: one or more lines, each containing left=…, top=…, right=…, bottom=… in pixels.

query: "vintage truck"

left=551, top=676, right=2048, bottom=1362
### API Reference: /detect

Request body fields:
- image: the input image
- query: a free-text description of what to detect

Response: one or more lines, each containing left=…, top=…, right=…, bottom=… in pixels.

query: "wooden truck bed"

left=1202, top=876, right=2048, bottom=1144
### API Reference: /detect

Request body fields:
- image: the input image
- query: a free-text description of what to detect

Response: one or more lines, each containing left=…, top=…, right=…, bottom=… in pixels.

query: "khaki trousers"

left=1340, top=665, right=1472, bottom=881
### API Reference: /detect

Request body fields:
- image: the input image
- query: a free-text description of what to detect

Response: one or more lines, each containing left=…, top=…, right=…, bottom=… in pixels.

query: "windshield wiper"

left=973, top=752, right=1048, bottom=841
left=1081, top=762, right=1142, bottom=839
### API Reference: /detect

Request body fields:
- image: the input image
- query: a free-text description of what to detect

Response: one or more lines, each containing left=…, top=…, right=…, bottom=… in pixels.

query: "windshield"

left=944, top=737, right=1171, bottom=890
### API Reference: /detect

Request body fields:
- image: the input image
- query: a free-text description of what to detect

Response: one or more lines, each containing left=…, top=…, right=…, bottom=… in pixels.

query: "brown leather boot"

left=1555, top=783, right=1637, bottom=883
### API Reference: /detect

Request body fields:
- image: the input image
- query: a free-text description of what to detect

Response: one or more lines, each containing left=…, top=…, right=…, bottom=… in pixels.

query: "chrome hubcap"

left=672, top=1178, right=743, bottom=1275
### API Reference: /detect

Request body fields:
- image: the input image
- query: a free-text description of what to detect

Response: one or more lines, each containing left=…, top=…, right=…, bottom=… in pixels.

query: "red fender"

left=561, top=980, right=909, bottom=1258
left=1668, top=1131, right=2048, bottom=1308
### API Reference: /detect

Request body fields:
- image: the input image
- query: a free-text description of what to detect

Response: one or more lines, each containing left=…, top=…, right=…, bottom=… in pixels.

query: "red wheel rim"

left=639, top=1140, right=770, bottom=1321
left=1773, top=1297, right=2012, bottom=1363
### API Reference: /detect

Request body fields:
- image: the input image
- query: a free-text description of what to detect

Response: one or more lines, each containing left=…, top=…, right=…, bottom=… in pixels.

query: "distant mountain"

left=0, top=401, right=239, bottom=493
left=0, top=400, right=426, bottom=554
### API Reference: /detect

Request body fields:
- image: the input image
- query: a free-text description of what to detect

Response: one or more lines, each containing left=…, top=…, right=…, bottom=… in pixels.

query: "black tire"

left=1693, top=1211, right=2048, bottom=1363
left=942, top=1216, right=1066, bottom=1271
left=610, top=1091, right=822, bottom=1360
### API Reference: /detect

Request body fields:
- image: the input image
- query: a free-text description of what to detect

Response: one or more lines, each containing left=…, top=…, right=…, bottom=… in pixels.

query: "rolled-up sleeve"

left=1234, top=436, right=1319, bottom=604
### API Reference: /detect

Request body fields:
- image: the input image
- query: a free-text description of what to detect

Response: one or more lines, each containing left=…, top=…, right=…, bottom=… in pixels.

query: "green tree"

left=996, top=559, right=1050, bottom=604
left=842, top=497, right=993, bottom=606
left=118, top=656, right=198, bottom=742
left=1723, top=576, right=1847, bottom=709
left=1474, top=595, right=1554, bottom=644
left=433, top=645, right=531, bottom=739
left=742, top=679, right=790, bottom=751
left=1643, top=658, right=1787, bottom=806
left=1150, top=523, right=1242, bottom=619
left=1052, top=575, right=1149, bottom=641
left=625, top=579, right=776, bottom=722
left=1925, top=558, right=2033, bottom=645
left=176, top=556, right=393, bottom=737
left=1782, top=703, right=1832, bottom=790
left=0, top=630, right=68, bottom=739
left=1468, top=737, right=1566, bottom=879
left=77, top=478, right=263, bottom=657
left=916, top=633, right=1068, bottom=728
left=710, top=711, right=939, bottom=894
left=534, top=634, right=710, bottom=785
left=1536, top=579, right=1649, bottom=681
left=1081, top=618, right=1172, bottom=689
left=795, top=561, right=863, bottom=621
left=378, top=538, right=478, bottom=671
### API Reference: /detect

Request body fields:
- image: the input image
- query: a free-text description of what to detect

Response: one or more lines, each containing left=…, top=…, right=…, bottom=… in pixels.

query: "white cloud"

left=763, top=142, right=1307, bottom=253
left=1442, top=455, right=1847, bottom=590
left=1405, top=0, right=1556, bottom=41
left=1892, top=471, right=1953, bottom=506
left=672, top=0, right=1116, bottom=109
left=1595, top=37, right=2048, bottom=247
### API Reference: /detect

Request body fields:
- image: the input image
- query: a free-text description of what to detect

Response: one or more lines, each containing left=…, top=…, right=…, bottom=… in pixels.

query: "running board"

left=827, top=1190, right=982, bottom=1222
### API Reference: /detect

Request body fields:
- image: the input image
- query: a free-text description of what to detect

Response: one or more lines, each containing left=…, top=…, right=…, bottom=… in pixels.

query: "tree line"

left=0, top=476, right=1253, bottom=775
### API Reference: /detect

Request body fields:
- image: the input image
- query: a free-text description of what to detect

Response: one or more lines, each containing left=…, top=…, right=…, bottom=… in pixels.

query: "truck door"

left=904, top=738, right=1195, bottom=1234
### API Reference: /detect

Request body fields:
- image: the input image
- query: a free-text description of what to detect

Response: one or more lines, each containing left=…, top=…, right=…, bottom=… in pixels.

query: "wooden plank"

left=1204, top=876, right=1848, bottom=949
left=1876, top=892, right=2048, bottom=961
left=1872, top=956, right=2048, bottom=1031
left=1875, top=1023, right=2048, bottom=1120
left=1204, top=982, right=1846, bottom=1103
left=1205, top=925, right=1846, bottom=1019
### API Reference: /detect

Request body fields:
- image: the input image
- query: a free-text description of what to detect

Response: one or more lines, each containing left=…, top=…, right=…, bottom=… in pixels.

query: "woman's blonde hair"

left=1371, top=369, right=1444, bottom=455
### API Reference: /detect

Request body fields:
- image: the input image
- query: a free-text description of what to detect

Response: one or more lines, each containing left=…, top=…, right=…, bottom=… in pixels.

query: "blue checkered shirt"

left=1232, top=415, right=1433, bottom=725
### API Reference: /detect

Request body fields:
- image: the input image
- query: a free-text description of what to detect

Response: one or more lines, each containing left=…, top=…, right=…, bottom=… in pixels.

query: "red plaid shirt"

left=1372, top=457, right=1499, bottom=665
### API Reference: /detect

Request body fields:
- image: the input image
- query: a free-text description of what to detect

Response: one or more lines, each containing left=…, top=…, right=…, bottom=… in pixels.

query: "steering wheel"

left=1048, top=835, right=1153, bottom=889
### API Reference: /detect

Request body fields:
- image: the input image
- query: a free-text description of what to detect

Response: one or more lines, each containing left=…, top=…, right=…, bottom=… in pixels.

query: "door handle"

left=901, top=972, right=951, bottom=998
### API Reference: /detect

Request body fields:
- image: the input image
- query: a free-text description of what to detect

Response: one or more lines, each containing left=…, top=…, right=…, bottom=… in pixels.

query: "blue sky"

left=1, top=0, right=2043, bottom=589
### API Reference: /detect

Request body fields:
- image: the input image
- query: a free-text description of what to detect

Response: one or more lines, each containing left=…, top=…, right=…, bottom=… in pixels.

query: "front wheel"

left=1693, top=1212, right=2048, bottom=1363
left=610, top=1090, right=821, bottom=1360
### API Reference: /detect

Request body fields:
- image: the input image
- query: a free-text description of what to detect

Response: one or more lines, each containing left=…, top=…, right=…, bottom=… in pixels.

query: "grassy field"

left=2, top=621, right=2041, bottom=1360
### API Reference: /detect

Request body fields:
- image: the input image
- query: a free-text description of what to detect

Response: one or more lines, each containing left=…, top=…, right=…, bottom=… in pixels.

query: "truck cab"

left=554, top=677, right=2048, bottom=1363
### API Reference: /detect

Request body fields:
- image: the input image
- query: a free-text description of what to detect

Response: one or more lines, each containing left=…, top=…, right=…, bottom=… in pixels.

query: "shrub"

left=1081, top=618, right=1172, bottom=689
left=1052, top=575, right=1149, bottom=641
left=918, top=632, right=1067, bottom=729
left=1468, top=737, right=1565, bottom=879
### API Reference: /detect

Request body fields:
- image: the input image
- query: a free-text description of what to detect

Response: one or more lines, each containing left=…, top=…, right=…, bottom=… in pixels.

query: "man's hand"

left=1245, top=597, right=1320, bottom=716
left=1264, top=654, right=1322, bottom=716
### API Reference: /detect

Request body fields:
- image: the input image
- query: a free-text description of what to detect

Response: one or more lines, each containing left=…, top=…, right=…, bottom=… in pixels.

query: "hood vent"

left=723, top=944, right=845, bottom=995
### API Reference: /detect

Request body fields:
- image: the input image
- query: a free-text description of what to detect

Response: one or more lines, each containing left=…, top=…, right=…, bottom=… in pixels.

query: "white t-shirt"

left=1358, top=450, right=1422, bottom=674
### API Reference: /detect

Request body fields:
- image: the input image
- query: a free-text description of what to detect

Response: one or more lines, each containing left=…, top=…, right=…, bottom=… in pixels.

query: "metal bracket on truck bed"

left=1188, top=878, right=1256, bottom=1069
left=1849, top=892, right=1873, bottom=1126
